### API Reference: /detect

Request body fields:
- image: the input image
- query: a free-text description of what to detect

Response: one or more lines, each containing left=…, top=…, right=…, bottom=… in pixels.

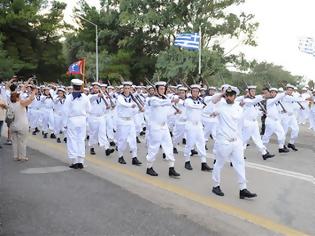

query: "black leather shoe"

left=132, top=157, right=142, bottom=166
left=162, top=153, right=166, bottom=159
left=173, top=147, right=178, bottom=154
left=43, top=133, right=48, bottom=139
left=86, top=135, right=89, bottom=140
left=109, top=141, right=116, bottom=147
left=262, top=152, right=275, bottom=160
left=212, top=186, right=224, bottom=196
left=57, top=138, right=61, bottom=143
left=190, top=149, right=198, bottom=156
left=64, top=137, right=67, bottom=143
left=185, top=161, right=193, bottom=170
left=90, top=148, right=96, bottom=155
left=205, top=145, right=208, bottom=150
left=105, top=148, right=114, bottom=156
left=288, top=143, right=298, bottom=151
left=69, top=163, right=79, bottom=169
left=136, top=137, right=141, bottom=143
left=213, top=159, right=216, bottom=164
left=182, top=138, right=186, bottom=144
left=201, top=163, right=213, bottom=171
left=279, top=147, right=289, bottom=153
left=230, top=162, right=233, bottom=167
left=240, top=189, right=257, bottom=199
left=140, top=131, right=145, bottom=136
left=146, top=167, right=158, bottom=176
left=77, top=163, right=84, bottom=169
left=35, top=127, right=39, bottom=133
left=169, top=167, right=180, bottom=177
left=118, top=156, right=127, bottom=164
left=32, top=131, right=37, bottom=135
left=50, top=133, right=56, bottom=139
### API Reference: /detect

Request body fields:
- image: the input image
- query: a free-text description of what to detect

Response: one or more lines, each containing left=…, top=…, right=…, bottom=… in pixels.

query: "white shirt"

left=242, top=95, right=264, bottom=121
left=184, top=97, right=204, bottom=124
left=116, top=93, right=138, bottom=119
left=148, top=96, right=173, bottom=130
left=266, top=93, right=286, bottom=120
left=88, top=94, right=109, bottom=116
left=64, top=93, right=91, bottom=118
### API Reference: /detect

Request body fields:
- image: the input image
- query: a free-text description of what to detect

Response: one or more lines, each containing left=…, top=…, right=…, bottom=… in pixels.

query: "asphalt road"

left=1, top=124, right=315, bottom=236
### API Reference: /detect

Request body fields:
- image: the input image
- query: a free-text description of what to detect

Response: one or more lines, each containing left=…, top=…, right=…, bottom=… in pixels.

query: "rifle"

left=242, top=79, right=267, bottom=114
left=267, top=82, right=287, bottom=113
left=280, top=82, right=305, bottom=110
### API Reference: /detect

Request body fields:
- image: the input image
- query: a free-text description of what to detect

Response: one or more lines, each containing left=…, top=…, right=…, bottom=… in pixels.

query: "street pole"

left=75, top=15, right=99, bottom=82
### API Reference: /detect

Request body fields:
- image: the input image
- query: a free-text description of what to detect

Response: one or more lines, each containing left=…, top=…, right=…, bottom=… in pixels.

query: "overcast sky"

left=63, top=0, right=315, bottom=80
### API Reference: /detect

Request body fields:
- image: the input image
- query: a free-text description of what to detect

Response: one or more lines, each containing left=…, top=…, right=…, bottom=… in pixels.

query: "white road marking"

left=21, top=166, right=70, bottom=174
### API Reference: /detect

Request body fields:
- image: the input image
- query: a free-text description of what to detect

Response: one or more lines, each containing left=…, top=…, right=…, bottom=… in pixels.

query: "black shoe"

left=288, top=143, right=298, bottom=151
left=69, top=163, right=79, bottom=169
left=105, top=148, right=115, bottom=156
left=146, top=167, right=158, bottom=176
left=57, top=138, right=61, bottom=143
left=230, top=162, right=233, bottom=167
left=201, top=163, right=213, bottom=172
left=118, top=156, right=126, bottom=164
left=136, top=137, right=141, bottom=143
left=170, top=132, right=173, bottom=137
left=50, top=133, right=56, bottom=139
left=86, top=135, right=89, bottom=140
left=43, top=133, right=48, bottom=139
left=132, top=157, right=142, bottom=166
left=210, top=134, right=213, bottom=140
left=32, top=130, right=37, bottom=135
left=190, top=149, right=198, bottom=156
left=90, top=148, right=96, bottom=155
left=182, top=138, right=186, bottom=144
left=205, top=145, right=208, bottom=151
left=35, top=127, right=39, bottom=133
left=77, top=163, right=84, bottom=169
left=240, top=189, right=257, bottom=199
left=140, top=131, right=145, bottom=136
left=64, top=137, right=67, bottom=143
left=42, top=131, right=44, bottom=135
left=169, top=167, right=180, bottom=177
left=213, top=159, right=216, bottom=164
left=262, top=152, right=275, bottom=160
left=279, top=147, right=289, bottom=153
left=143, top=127, right=146, bottom=132
left=185, top=161, right=193, bottom=170
left=212, top=186, right=224, bottom=196
left=173, top=147, right=178, bottom=154
left=110, top=141, right=116, bottom=147
left=162, top=153, right=166, bottom=159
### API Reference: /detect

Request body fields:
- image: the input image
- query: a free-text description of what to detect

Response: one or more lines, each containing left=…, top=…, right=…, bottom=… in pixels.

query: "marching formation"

left=1, top=76, right=315, bottom=199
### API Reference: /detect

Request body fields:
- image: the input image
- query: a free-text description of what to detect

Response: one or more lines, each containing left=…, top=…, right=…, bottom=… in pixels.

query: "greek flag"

left=174, top=33, right=200, bottom=50
left=298, top=37, right=315, bottom=56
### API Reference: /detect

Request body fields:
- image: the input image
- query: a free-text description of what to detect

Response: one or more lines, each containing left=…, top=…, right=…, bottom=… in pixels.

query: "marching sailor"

left=53, top=87, right=67, bottom=143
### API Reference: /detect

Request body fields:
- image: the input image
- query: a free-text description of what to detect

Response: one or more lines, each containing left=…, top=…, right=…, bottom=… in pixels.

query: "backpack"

left=5, top=103, right=15, bottom=124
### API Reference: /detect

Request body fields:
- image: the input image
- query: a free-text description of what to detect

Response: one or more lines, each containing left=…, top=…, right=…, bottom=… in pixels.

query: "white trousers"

left=202, top=120, right=217, bottom=142
left=41, top=109, right=54, bottom=133
left=172, top=121, right=186, bottom=147
left=212, top=140, right=247, bottom=190
left=88, top=115, right=109, bottom=149
left=66, top=116, right=87, bottom=164
left=281, top=114, right=299, bottom=144
left=262, top=117, right=285, bottom=148
left=116, top=122, right=137, bottom=158
left=146, top=126, right=175, bottom=168
left=106, top=114, right=116, bottom=142
left=242, top=120, right=267, bottom=155
left=28, top=109, right=42, bottom=129
left=54, top=114, right=66, bottom=138
left=184, top=122, right=207, bottom=163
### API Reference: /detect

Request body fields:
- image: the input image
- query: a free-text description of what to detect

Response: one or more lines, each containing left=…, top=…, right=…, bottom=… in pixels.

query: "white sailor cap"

left=200, top=87, right=206, bottom=91
left=269, top=87, right=278, bottom=92
left=177, top=86, right=187, bottom=91
left=122, top=81, right=133, bottom=86
left=107, top=85, right=114, bottom=89
left=224, top=86, right=240, bottom=96
left=176, top=84, right=183, bottom=89
left=302, top=87, right=308, bottom=91
left=190, top=84, right=201, bottom=90
left=278, top=87, right=284, bottom=92
left=247, top=85, right=257, bottom=89
left=220, top=84, right=231, bottom=91
left=71, top=79, right=84, bottom=86
left=91, top=82, right=101, bottom=87
left=208, top=86, right=216, bottom=90
left=57, top=88, right=66, bottom=93
left=147, top=85, right=154, bottom=89
left=155, top=81, right=167, bottom=86
left=83, top=87, right=89, bottom=91
left=286, top=84, right=295, bottom=89
left=100, top=83, right=107, bottom=87
left=43, top=86, right=50, bottom=90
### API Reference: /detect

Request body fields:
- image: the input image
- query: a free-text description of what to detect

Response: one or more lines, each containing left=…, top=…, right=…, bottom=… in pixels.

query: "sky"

left=63, top=0, right=315, bottom=81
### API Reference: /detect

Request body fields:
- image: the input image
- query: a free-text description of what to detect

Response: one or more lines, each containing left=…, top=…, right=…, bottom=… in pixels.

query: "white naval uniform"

left=262, top=93, right=286, bottom=148
left=299, top=92, right=311, bottom=124
left=116, top=93, right=138, bottom=159
left=241, top=95, right=268, bottom=155
left=183, top=97, right=207, bottom=163
left=212, top=99, right=247, bottom=190
left=40, top=95, right=54, bottom=134
left=64, top=93, right=91, bottom=164
left=202, top=95, right=218, bottom=142
left=172, top=97, right=187, bottom=148
left=146, top=96, right=175, bottom=168
left=105, top=92, right=116, bottom=143
left=87, top=94, right=110, bottom=150
left=28, top=95, right=42, bottom=130
left=53, top=96, right=66, bottom=139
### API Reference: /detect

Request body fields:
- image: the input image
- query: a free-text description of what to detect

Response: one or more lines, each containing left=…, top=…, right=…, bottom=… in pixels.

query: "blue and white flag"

left=174, top=33, right=200, bottom=50
left=298, top=37, right=315, bottom=56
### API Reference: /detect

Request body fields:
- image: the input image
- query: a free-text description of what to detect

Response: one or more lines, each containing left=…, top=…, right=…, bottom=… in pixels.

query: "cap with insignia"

left=190, top=84, right=201, bottom=90
left=224, top=86, right=240, bottom=95
left=71, top=79, right=84, bottom=86
left=122, top=81, right=133, bottom=86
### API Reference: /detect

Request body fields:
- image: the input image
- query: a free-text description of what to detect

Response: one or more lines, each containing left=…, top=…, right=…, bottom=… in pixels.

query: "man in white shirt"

left=211, top=86, right=257, bottom=199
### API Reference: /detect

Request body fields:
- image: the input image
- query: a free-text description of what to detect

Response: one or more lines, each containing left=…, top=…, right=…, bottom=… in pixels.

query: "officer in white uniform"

left=183, top=84, right=212, bottom=172
left=40, top=87, right=55, bottom=139
left=53, top=88, right=67, bottom=143
left=115, top=81, right=142, bottom=166
left=211, top=86, right=257, bottom=199
left=145, top=81, right=180, bottom=177
left=64, top=79, right=91, bottom=169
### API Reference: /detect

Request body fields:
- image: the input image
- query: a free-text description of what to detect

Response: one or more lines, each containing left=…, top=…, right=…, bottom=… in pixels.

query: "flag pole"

left=82, top=58, right=86, bottom=85
left=198, top=26, right=202, bottom=76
